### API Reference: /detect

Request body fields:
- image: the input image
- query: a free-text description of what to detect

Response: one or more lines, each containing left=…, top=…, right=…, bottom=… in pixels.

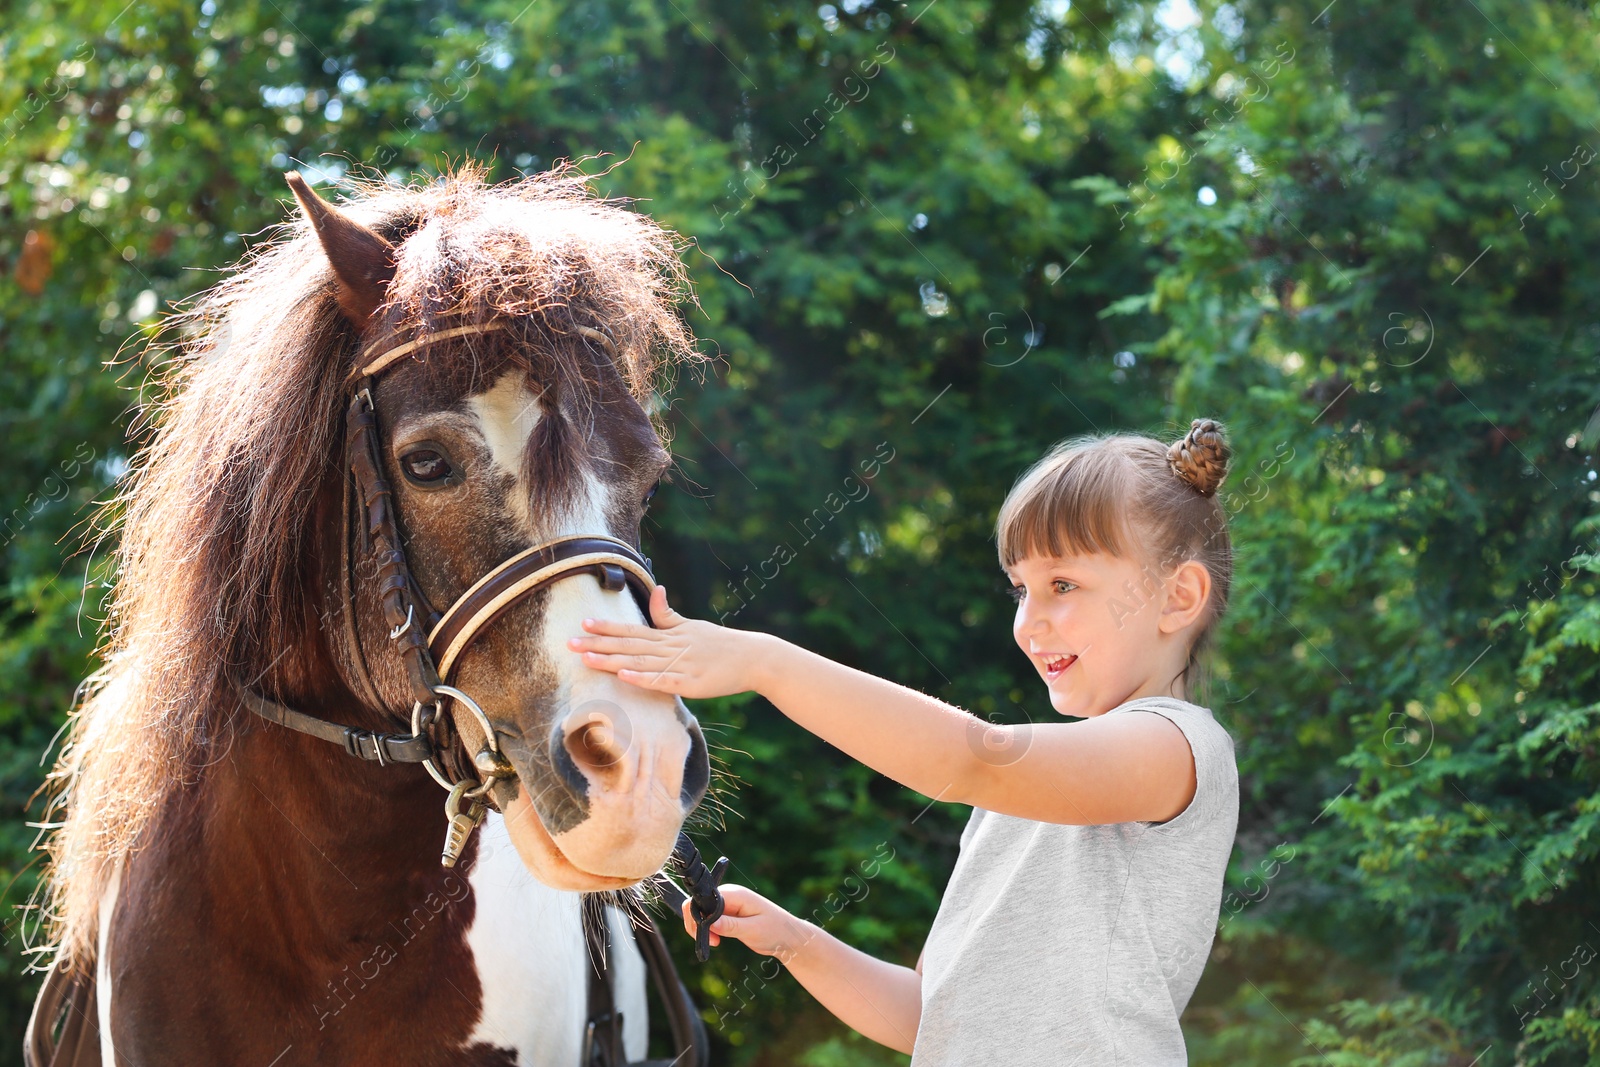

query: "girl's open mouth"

left=1043, top=654, right=1077, bottom=681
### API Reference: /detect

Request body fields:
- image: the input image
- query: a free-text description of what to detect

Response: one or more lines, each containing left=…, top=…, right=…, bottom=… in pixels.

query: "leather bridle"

left=241, top=319, right=658, bottom=865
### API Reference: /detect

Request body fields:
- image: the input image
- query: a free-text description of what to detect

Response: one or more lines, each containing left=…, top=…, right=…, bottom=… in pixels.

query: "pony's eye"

left=400, top=445, right=458, bottom=488
left=643, top=479, right=661, bottom=508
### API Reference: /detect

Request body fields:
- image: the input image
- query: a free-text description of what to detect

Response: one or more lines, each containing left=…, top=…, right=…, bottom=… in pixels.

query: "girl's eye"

left=400, top=446, right=458, bottom=488
left=1052, top=579, right=1077, bottom=595
left=1005, top=584, right=1027, bottom=604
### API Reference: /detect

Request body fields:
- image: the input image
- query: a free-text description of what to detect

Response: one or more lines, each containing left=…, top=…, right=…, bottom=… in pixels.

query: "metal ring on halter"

left=411, top=684, right=500, bottom=792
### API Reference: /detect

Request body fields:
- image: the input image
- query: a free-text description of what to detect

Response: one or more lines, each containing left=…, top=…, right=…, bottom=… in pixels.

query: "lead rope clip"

left=441, top=779, right=488, bottom=868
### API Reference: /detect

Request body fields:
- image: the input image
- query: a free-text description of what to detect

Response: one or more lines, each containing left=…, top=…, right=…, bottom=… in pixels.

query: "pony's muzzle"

left=541, top=698, right=709, bottom=879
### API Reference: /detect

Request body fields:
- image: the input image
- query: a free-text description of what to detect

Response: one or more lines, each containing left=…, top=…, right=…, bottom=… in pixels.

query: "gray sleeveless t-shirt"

left=913, top=696, right=1240, bottom=1066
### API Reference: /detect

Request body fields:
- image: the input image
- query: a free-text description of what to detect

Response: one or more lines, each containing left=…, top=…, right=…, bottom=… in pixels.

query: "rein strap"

left=238, top=688, right=435, bottom=766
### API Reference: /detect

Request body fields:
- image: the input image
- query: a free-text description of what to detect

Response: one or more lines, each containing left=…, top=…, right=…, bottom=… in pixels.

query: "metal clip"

left=441, top=779, right=487, bottom=868
left=388, top=603, right=414, bottom=641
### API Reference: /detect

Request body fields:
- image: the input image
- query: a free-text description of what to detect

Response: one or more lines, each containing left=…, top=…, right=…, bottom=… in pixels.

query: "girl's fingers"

left=581, top=651, right=671, bottom=673
left=568, top=634, right=663, bottom=655
left=616, top=668, right=684, bottom=691
left=580, top=617, right=653, bottom=638
left=579, top=653, right=627, bottom=675
left=708, top=914, right=752, bottom=941
left=649, top=585, right=687, bottom=628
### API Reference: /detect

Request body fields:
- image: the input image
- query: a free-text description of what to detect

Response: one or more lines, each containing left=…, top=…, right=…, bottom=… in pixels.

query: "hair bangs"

left=997, top=444, right=1137, bottom=568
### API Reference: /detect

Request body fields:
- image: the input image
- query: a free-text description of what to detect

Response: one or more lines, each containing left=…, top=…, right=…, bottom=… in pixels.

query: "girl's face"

left=1006, top=549, right=1201, bottom=717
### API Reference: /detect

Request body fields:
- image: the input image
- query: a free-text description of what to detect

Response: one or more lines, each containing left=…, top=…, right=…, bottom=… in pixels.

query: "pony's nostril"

left=557, top=703, right=631, bottom=790
left=572, top=719, right=624, bottom=769
left=680, top=718, right=710, bottom=813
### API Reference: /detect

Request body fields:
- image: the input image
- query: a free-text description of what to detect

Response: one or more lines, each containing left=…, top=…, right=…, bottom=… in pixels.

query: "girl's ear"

left=1159, top=560, right=1211, bottom=633
left=284, top=171, right=396, bottom=328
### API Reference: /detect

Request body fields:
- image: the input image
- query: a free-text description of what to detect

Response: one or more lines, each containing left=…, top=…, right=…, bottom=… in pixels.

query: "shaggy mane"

left=31, top=163, right=699, bottom=971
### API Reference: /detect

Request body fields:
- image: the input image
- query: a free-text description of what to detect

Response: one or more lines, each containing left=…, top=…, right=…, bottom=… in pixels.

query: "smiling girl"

left=570, top=418, right=1241, bottom=1064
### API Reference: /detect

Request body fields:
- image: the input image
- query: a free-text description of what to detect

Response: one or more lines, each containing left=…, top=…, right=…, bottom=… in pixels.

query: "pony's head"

left=42, top=165, right=712, bottom=968
left=285, top=168, right=711, bottom=889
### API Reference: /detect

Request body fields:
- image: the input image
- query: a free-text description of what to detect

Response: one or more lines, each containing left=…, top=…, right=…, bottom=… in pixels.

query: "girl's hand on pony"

left=569, top=585, right=767, bottom=699
left=681, top=884, right=814, bottom=963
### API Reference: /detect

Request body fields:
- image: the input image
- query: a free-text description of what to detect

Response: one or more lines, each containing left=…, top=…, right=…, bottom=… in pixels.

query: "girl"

left=570, top=417, right=1241, bottom=1064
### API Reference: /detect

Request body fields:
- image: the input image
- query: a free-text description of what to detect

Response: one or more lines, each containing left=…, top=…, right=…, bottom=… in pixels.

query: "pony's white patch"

left=467, top=374, right=546, bottom=537
left=467, top=372, right=629, bottom=543
left=463, top=371, right=662, bottom=1057
left=464, top=811, right=585, bottom=1064
left=539, top=563, right=683, bottom=787
left=469, top=368, right=668, bottom=723
left=464, top=811, right=649, bottom=1064
left=96, top=857, right=122, bottom=1064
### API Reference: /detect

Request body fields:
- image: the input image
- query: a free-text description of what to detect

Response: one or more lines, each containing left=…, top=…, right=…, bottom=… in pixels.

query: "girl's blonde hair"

left=996, top=418, right=1234, bottom=705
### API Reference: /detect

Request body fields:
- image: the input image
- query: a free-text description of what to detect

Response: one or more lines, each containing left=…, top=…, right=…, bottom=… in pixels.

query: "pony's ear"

left=285, top=171, right=396, bottom=328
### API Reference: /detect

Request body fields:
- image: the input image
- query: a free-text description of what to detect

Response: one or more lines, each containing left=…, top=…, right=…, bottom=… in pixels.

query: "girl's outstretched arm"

left=688, top=884, right=922, bottom=1054
left=570, top=586, right=1197, bottom=826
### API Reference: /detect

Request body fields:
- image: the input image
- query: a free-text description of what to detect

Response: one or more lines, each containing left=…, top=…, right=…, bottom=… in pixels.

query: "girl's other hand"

left=569, top=585, right=767, bottom=699
left=681, top=884, right=814, bottom=963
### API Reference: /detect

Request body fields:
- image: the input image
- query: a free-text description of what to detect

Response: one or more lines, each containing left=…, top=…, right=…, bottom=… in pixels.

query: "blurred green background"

left=3, top=0, right=1599, bottom=1063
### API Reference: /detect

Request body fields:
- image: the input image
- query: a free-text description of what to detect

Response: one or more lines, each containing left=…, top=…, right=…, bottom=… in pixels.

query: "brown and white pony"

left=28, top=165, right=709, bottom=1065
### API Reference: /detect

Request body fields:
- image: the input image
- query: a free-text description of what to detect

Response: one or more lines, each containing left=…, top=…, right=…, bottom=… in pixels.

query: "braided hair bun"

left=1167, top=418, right=1231, bottom=496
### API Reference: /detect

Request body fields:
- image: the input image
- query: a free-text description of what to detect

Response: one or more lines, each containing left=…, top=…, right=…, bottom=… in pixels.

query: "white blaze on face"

left=469, top=373, right=690, bottom=881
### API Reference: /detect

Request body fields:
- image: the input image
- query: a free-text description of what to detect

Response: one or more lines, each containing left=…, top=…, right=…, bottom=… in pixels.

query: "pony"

left=25, top=162, right=713, bottom=1066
